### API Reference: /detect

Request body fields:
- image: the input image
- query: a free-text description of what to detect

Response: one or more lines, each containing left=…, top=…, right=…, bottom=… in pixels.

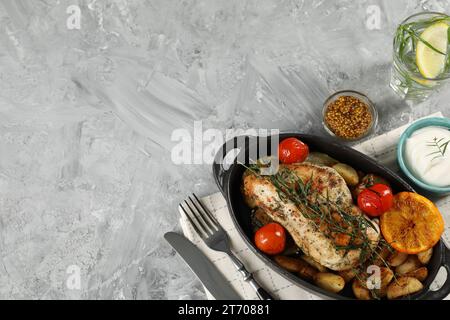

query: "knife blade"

left=164, top=232, right=241, bottom=300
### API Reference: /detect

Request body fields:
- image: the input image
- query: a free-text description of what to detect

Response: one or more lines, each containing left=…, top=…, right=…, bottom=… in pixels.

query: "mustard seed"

left=324, top=96, right=373, bottom=140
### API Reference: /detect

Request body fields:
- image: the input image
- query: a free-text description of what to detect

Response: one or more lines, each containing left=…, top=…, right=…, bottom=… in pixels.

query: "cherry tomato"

left=369, top=184, right=394, bottom=212
left=254, top=223, right=286, bottom=255
left=358, top=189, right=382, bottom=217
left=278, top=138, right=309, bottom=164
left=357, top=184, right=394, bottom=217
left=352, top=174, right=390, bottom=198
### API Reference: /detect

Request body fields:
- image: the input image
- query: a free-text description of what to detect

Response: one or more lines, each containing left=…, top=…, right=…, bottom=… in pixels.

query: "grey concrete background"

left=0, top=0, right=449, bottom=299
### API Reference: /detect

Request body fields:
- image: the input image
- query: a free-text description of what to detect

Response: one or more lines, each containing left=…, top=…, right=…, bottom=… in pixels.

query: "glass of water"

left=390, top=12, right=450, bottom=101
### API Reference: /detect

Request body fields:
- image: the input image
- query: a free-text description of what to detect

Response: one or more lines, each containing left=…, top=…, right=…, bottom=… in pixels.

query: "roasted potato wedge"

left=370, top=267, right=394, bottom=299
left=305, top=152, right=338, bottom=167
left=332, top=163, right=359, bottom=186
left=274, top=256, right=303, bottom=273
left=380, top=267, right=394, bottom=287
left=352, top=279, right=372, bottom=300
left=388, top=251, right=408, bottom=267
left=387, top=277, right=423, bottom=299
left=404, top=267, right=428, bottom=282
left=298, top=264, right=319, bottom=281
left=365, top=267, right=394, bottom=292
left=301, top=255, right=327, bottom=272
left=396, top=256, right=422, bottom=275
left=274, top=256, right=318, bottom=281
left=314, top=273, right=345, bottom=293
left=417, top=248, right=433, bottom=265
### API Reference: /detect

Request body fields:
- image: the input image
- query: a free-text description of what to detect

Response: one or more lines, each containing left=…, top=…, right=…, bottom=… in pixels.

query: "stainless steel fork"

left=179, top=194, right=274, bottom=300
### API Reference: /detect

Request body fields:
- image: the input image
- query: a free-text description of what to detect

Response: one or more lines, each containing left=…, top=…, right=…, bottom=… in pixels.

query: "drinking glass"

left=390, top=12, right=450, bottom=101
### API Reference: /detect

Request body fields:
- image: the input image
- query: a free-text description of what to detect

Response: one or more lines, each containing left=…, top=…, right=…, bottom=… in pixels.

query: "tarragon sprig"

left=400, top=25, right=447, bottom=56
left=427, top=136, right=450, bottom=160
left=243, top=163, right=379, bottom=265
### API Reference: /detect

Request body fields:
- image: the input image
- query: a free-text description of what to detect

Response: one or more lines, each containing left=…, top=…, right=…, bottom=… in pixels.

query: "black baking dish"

left=212, top=133, right=450, bottom=300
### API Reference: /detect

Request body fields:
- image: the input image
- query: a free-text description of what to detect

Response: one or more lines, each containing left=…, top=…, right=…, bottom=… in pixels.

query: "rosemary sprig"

left=427, top=136, right=450, bottom=160
left=245, top=163, right=379, bottom=266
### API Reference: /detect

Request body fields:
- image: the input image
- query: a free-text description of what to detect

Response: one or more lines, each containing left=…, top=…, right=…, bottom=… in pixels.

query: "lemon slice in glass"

left=416, top=22, right=449, bottom=79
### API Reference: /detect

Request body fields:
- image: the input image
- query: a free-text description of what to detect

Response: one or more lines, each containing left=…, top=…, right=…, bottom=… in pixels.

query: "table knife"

left=164, top=232, right=242, bottom=300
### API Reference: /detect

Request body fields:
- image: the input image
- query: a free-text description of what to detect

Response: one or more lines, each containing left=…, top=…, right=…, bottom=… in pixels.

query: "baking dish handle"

left=421, top=242, right=450, bottom=300
left=212, top=135, right=250, bottom=195
left=213, top=134, right=279, bottom=195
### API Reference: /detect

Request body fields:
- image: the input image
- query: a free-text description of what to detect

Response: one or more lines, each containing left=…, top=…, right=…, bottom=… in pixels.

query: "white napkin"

left=180, top=112, right=450, bottom=300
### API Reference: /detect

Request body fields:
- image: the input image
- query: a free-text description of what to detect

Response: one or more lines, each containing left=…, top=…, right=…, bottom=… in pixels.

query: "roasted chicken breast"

left=243, top=163, right=380, bottom=271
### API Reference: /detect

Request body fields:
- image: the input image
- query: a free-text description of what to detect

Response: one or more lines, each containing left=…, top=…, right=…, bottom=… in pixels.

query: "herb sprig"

left=243, top=162, right=398, bottom=296
left=245, top=163, right=380, bottom=265
left=399, top=24, right=446, bottom=56
left=396, top=16, right=450, bottom=75
left=427, top=136, right=450, bottom=160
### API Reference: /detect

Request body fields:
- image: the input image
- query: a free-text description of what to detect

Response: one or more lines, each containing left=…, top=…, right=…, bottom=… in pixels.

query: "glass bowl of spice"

left=322, top=90, right=377, bottom=141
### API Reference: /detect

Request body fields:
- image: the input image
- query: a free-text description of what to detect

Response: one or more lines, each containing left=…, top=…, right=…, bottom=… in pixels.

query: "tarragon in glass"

left=390, top=12, right=450, bottom=101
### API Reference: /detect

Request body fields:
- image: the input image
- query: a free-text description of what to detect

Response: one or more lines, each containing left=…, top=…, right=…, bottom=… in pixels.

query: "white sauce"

left=405, top=126, right=450, bottom=187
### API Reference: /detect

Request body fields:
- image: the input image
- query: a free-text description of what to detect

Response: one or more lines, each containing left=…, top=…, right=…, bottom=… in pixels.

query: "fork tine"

left=179, top=203, right=208, bottom=238
left=192, top=194, right=221, bottom=230
left=184, top=199, right=214, bottom=235
left=188, top=195, right=218, bottom=231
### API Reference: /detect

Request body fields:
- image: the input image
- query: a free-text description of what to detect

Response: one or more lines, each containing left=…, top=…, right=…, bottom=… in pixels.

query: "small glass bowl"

left=322, top=90, right=378, bottom=142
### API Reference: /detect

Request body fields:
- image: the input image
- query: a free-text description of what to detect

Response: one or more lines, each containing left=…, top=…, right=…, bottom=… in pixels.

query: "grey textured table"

left=0, top=0, right=449, bottom=299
